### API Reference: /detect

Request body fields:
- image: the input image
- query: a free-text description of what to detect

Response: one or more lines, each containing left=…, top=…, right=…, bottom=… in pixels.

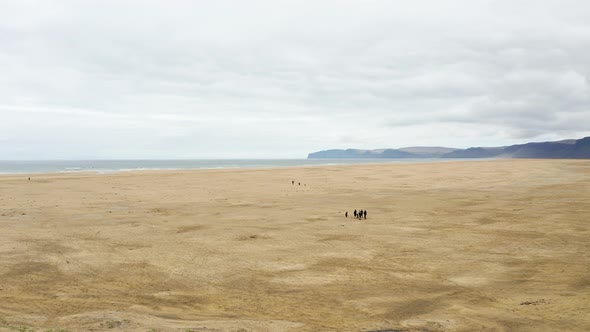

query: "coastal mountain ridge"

left=308, top=136, right=590, bottom=159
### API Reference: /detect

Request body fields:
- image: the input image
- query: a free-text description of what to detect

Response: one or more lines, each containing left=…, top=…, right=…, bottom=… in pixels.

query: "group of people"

left=345, top=209, right=367, bottom=219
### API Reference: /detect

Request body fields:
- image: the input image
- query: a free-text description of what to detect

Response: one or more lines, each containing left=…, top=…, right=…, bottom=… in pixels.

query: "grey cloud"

left=1, top=0, right=590, bottom=158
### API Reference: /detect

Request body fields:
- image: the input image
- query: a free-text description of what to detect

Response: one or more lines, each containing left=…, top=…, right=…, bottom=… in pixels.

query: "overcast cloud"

left=1, top=0, right=589, bottom=159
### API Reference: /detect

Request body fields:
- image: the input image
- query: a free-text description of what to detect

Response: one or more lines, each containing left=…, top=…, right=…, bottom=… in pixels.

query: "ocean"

left=0, top=159, right=459, bottom=175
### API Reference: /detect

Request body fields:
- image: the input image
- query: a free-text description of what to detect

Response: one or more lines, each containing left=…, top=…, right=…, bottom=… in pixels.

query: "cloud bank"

left=1, top=0, right=589, bottom=158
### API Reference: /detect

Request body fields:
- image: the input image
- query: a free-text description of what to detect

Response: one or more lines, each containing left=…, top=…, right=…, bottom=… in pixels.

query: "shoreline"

left=0, top=157, right=505, bottom=177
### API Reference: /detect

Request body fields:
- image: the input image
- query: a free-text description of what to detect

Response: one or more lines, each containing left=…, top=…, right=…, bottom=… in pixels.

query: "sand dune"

left=1, top=160, right=589, bottom=331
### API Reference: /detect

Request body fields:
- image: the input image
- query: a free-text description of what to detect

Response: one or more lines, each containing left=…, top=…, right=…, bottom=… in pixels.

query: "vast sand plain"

left=1, top=160, right=589, bottom=332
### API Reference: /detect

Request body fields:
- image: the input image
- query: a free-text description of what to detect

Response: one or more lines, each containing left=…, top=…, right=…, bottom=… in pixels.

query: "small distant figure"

left=28, top=177, right=30, bottom=181
left=364, top=210, right=367, bottom=219
left=353, top=209, right=357, bottom=218
left=345, top=211, right=348, bottom=218
left=292, top=180, right=294, bottom=185
left=298, top=182, right=300, bottom=186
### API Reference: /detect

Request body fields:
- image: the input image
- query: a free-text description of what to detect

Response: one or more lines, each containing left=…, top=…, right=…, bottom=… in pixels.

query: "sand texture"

left=1, top=160, right=589, bottom=331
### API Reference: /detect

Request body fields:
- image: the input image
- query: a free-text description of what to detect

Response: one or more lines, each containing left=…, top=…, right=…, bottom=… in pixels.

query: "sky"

left=1, top=0, right=589, bottom=159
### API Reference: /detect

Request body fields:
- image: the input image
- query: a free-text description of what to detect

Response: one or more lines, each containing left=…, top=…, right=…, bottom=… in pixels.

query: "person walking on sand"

left=345, top=211, right=348, bottom=218
left=353, top=210, right=357, bottom=218
left=292, top=180, right=294, bottom=185
left=363, top=210, right=367, bottom=219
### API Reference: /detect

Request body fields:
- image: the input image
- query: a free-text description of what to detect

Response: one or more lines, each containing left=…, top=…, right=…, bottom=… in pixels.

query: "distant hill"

left=307, top=147, right=447, bottom=159
left=398, top=147, right=459, bottom=158
left=446, top=137, right=590, bottom=159
left=307, top=137, right=590, bottom=159
left=443, top=147, right=505, bottom=158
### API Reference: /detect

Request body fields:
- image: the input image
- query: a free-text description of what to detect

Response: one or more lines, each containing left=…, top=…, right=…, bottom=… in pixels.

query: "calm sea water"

left=0, top=159, right=460, bottom=174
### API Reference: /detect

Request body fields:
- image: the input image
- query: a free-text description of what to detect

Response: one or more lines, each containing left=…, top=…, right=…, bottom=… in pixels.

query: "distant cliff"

left=307, top=146, right=457, bottom=159
left=307, top=137, right=590, bottom=159
left=444, top=137, right=590, bottom=158
left=307, top=149, right=416, bottom=159
left=308, top=146, right=458, bottom=159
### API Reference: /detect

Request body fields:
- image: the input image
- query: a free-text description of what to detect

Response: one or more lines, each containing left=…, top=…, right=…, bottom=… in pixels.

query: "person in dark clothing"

left=364, top=210, right=367, bottom=219
left=292, top=180, right=294, bottom=185
left=345, top=211, right=348, bottom=218
left=353, top=210, right=357, bottom=218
